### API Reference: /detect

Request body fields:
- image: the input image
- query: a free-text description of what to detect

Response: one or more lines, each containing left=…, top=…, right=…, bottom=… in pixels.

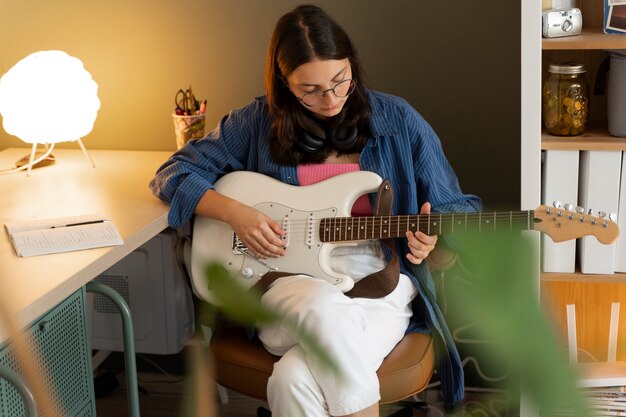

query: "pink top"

left=297, top=163, right=373, bottom=216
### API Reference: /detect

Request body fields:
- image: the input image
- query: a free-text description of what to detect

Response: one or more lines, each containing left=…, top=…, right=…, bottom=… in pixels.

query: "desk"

left=0, top=148, right=171, bottom=344
left=0, top=148, right=171, bottom=415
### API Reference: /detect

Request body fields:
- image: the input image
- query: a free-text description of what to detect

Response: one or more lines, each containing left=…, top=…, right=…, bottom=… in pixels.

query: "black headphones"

left=296, top=124, right=359, bottom=153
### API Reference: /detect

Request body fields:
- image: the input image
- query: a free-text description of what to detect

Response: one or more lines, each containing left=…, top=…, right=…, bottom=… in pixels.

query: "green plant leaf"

left=445, top=232, right=591, bottom=416
left=203, top=263, right=340, bottom=376
left=203, top=263, right=281, bottom=325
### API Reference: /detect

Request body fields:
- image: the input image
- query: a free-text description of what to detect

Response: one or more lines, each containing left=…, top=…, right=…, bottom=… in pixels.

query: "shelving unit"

left=543, top=270, right=626, bottom=283
left=542, top=27, right=626, bottom=49
left=537, top=0, right=626, bottom=365
left=542, top=136, right=626, bottom=150
left=540, top=3, right=626, bottom=283
left=542, top=123, right=626, bottom=151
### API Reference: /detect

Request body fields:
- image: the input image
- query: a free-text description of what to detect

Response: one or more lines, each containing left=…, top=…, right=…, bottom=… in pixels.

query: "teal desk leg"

left=0, top=366, right=38, bottom=417
left=86, top=283, right=140, bottom=417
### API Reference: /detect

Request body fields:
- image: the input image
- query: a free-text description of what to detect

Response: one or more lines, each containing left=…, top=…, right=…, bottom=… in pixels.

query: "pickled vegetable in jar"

left=542, top=63, right=589, bottom=136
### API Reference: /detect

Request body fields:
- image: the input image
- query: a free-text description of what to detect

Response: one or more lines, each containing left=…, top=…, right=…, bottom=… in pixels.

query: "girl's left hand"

left=405, top=202, right=438, bottom=265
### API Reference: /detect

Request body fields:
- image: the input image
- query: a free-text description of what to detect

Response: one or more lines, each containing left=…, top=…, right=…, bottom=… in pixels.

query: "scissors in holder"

left=175, top=86, right=199, bottom=115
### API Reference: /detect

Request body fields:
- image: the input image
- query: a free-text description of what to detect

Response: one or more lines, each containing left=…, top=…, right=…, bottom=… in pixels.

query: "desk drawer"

left=0, top=288, right=95, bottom=417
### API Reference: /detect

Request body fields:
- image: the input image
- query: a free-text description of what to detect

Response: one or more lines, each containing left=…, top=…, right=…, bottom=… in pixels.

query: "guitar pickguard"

left=234, top=202, right=343, bottom=287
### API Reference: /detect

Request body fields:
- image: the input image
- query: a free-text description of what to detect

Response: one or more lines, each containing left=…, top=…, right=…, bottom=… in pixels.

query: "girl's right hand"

left=225, top=203, right=286, bottom=259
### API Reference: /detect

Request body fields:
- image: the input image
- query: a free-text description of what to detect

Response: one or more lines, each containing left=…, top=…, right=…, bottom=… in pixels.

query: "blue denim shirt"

left=150, top=90, right=482, bottom=406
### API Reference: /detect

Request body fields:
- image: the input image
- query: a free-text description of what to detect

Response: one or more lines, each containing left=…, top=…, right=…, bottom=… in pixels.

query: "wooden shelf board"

left=542, top=124, right=626, bottom=150
left=542, top=28, right=626, bottom=50
left=542, top=271, right=626, bottom=283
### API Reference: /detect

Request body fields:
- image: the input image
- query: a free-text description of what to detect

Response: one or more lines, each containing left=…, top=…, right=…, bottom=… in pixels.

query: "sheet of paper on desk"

left=4, top=214, right=124, bottom=257
left=4, top=213, right=105, bottom=234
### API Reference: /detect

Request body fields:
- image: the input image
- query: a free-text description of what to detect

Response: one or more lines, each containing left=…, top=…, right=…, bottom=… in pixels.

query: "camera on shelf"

left=542, top=8, right=583, bottom=38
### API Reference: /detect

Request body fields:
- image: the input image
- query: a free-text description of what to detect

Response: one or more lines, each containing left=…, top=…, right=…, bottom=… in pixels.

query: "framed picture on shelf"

left=605, top=2, right=626, bottom=33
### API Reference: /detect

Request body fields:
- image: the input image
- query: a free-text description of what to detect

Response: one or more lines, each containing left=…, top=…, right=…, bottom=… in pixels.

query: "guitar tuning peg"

left=564, top=203, right=574, bottom=211
left=587, top=208, right=595, bottom=216
left=575, top=206, right=585, bottom=214
left=553, top=201, right=562, bottom=208
left=598, top=211, right=607, bottom=218
left=609, top=213, right=618, bottom=222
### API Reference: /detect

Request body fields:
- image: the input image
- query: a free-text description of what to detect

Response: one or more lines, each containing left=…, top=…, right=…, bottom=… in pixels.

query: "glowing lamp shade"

left=0, top=50, right=100, bottom=174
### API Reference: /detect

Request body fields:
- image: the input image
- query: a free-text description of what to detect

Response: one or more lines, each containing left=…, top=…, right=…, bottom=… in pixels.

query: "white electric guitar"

left=190, top=171, right=619, bottom=303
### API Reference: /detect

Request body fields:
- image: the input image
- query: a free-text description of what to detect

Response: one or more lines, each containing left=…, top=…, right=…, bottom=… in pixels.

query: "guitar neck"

left=319, top=211, right=535, bottom=242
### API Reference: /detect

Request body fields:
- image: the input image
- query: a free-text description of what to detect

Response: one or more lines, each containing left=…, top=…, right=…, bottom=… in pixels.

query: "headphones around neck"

left=296, top=124, right=359, bottom=153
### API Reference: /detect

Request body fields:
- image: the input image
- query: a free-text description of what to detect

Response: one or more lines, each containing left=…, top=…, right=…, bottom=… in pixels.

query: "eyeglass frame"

left=295, top=79, right=356, bottom=108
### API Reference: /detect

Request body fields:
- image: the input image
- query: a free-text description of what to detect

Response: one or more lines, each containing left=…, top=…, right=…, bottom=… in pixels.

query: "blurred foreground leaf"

left=203, top=263, right=281, bottom=325
left=202, top=263, right=340, bottom=377
left=446, top=232, right=590, bottom=417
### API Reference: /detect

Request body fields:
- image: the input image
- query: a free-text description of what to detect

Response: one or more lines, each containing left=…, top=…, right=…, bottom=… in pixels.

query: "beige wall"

left=0, top=0, right=520, bottom=208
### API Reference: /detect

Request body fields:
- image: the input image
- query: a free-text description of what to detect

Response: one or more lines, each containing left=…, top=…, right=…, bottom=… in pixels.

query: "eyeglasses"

left=296, top=79, right=356, bottom=108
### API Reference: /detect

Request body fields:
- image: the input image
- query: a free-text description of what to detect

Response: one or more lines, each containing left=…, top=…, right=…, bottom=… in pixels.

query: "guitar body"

left=190, top=171, right=384, bottom=303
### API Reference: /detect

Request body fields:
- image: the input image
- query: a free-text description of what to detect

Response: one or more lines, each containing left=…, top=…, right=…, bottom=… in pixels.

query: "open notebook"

left=5, top=214, right=123, bottom=257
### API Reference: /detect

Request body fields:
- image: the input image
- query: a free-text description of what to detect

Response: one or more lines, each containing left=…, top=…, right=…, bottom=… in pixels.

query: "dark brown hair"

left=265, top=4, right=371, bottom=164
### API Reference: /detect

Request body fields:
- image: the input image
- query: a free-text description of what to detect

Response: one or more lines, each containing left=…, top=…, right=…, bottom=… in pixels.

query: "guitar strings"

left=255, top=212, right=538, bottom=241
left=234, top=209, right=609, bottom=242
left=261, top=212, right=536, bottom=225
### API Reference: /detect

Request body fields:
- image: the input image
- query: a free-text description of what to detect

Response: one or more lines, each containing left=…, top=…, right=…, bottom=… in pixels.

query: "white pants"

left=257, top=272, right=417, bottom=417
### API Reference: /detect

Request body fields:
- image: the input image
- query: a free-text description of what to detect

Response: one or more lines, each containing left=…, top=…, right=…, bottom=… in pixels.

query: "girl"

left=150, top=4, right=481, bottom=416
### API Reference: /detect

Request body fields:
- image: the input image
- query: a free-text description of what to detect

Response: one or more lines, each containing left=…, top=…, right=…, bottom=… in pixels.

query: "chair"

left=182, top=236, right=457, bottom=416
left=211, top=327, right=435, bottom=406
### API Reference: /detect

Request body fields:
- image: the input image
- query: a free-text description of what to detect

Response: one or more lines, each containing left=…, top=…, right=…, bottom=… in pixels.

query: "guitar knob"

left=575, top=206, right=585, bottom=214
left=598, top=211, right=607, bottom=218
left=609, top=213, right=618, bottom=222
left=553, top=200, right=562, bottom=208
left=242, top=267, right=255, bottom=279
left=564, top=203, right=574, bottom=211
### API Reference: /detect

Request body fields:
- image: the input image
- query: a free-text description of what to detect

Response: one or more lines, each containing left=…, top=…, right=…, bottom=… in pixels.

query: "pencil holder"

left=172, top=113, right=206, bottom=149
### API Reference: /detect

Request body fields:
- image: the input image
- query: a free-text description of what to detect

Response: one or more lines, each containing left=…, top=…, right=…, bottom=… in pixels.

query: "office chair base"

left=389, top=400, right=429, bottom=416
left=257, top=406, right=271, bottom=417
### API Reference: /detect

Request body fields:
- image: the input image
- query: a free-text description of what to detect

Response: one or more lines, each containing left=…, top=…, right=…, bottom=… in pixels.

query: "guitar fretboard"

left=318, top=211, right=535, bottom=242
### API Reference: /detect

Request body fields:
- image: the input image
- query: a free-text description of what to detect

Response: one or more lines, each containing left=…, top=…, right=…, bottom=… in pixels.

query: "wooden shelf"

left=542, top=28, right=626, bottom=50
left=542, top=124, right=626, bottom=150
left=542, top=271, right=626, bottom=283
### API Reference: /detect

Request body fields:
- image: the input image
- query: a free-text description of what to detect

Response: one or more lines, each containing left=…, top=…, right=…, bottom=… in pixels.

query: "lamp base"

left=15, top=152, right=56, bottom=169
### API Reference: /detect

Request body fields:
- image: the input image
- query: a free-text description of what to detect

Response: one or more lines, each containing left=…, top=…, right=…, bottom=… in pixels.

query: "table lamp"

left=0, top=50, right=100, bottom=175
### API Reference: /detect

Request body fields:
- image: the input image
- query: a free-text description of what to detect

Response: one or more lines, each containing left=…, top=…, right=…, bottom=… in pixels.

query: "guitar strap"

left=255, top=178, right=401, bottom=299
left=344, top=178, right=400, bottom=298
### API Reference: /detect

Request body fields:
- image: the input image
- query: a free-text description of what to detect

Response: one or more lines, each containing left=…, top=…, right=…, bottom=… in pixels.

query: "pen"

left=51, top=220, right=107, bottom=228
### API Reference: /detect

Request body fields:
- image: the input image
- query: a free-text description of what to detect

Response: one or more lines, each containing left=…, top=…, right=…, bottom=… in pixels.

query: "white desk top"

left=0, top=148, right=172, bottom=344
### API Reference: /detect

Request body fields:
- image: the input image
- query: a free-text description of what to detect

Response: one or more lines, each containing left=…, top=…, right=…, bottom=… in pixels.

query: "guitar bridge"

left=232, top=221, right=290, bottom=254
left=232, top=234, right=246, bottom=255
left=231, top=233, right=278, bottom=271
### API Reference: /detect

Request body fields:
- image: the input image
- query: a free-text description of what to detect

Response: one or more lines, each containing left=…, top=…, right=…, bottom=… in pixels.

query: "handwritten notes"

left=5, top=214, right=123, bottom=257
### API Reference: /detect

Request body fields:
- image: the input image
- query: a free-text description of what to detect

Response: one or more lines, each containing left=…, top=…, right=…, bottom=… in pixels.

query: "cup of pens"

left=173, top=113, right=205, bottom=149
left=172, top=86, right=206, bottom=149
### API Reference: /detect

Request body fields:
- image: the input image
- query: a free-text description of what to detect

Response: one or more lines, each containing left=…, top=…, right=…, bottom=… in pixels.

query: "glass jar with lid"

left=542, top=63, right=589, bottom=136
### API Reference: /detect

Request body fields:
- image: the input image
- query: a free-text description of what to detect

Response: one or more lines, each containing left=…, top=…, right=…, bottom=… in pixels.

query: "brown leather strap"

left=252, top=271, right=300, bottom=293
left=345, top=179, right=400, bottom=298
left=374, top=179, right=394, bottom=218
left=255, top=179, right=401, bottom=299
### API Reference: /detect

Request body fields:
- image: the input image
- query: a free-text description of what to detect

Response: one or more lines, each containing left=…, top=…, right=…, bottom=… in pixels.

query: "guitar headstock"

left=533, top=204, right=619, bottom=244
